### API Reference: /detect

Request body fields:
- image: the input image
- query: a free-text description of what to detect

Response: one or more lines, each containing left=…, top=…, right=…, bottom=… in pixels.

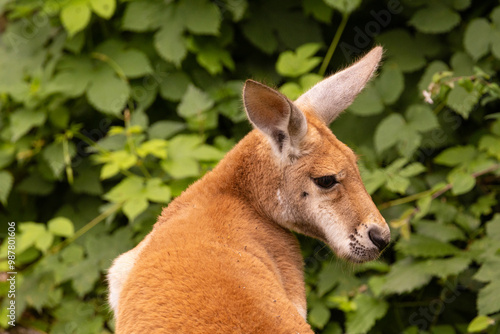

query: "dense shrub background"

left=1, top=0, right=500, bottom=333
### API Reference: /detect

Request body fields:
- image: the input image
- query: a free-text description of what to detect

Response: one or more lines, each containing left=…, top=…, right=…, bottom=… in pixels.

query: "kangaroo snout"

left=368, top=225, right=390, bottom=251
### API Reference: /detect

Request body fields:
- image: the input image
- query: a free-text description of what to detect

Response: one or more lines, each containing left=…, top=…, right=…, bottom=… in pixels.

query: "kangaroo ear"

left=296, top=46, right=383, bottom=125
left=243, top=80, right=307, bottom=160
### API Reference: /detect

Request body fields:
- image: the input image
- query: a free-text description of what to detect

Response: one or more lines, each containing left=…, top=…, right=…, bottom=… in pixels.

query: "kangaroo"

left=108, top=46, right=390, bottom=333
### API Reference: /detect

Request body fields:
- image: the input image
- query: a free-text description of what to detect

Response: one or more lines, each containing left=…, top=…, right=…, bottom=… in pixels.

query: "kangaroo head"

left=243, top=46, right=390, bottom=263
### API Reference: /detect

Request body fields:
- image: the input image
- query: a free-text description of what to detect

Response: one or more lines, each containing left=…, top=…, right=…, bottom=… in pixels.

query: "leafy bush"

left=0, top=0, right=499, bottom=333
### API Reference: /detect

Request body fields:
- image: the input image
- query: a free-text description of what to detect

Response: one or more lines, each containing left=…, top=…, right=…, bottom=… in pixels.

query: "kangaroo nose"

left=368, top=227, right=389, bottom=251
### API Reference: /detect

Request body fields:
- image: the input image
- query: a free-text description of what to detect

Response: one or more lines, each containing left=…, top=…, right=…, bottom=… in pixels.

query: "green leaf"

left=317, top=263, right=341, bottom=296
left=46, top=56, right=93, bottom=97
left=84, top=227, right=134, bottom=271
left=322, top=323, right=342, bottom=334
left=61, top=1, right=92, bottom=37
left=9, top=109, right=47, bottom=142
left=374, top=114, right=406, bottom=152
left=381, top=260, right=432, bottom=294
left=453, top=0, right=471, bottom=10
left=300, top=73, right=323, bottom=91
left=303, top=0, right=333, bottom=23
left=474, top=259, right=500, bottom=283
left=123, top=196, right=149, bottom=222
left=178, top=85, right=215, bottom=118
left=451, top=51, right=474, bottom=76
left=42, top=141, right=76, bottom=179
left=145, top=178, right=171, bottom=203
left=385, top=174, right=410, bottom=194
left=100, top=164, right=119, bottom=180
left=361, top=169, right=386, bottom=195
left=405, top=104, right=439, bottom=132
left=464, top=18, right=492, bottom=60
left=419, top=257, right=471, bottom=279
left=418, top=61, right=449, bottom=92
left=194, top=44, right=234, bottom=75
left=491, top=27, right=500, bottom=60
left=136, top=139, right=168, bottom=159
left=446, top=85, right=480, bottom=118
left=414, top=196, right=432, bottom=221
left=60, top=244, right=84, bottom=264
left=86, top=67, right=130, bottom=115
left=18, top=222, right=54, bottom=253
left=167, top=135, right=204, bottom=159
left=104, top=176, right=144, bottom=203
left=479, top=135, right=500, bottom=160
left=448, top=168, right=476, bottom=195
left=478, top=280, right=500, bottom=315
left=434, top=146, right=477, bottom=167
left=323, top=0, right=361, bottom=14
left=470, top=193, right=497, bottom=217
left=455, top=212, right=480, bottom=233
left=48, top=217, right=75, bottom=237
left=52, top=299, right=104, bottom=332
left=89, top=0, right=115, bottom=19
left=396, top=235, right=460, bottom=257
left=276, top=43, right=322, bottom=77
left=154, top=6, right=187, bottom=65
left=409, top=4, right=460, bottom=34
left=159, top=72, right=191, bottom=101
left=279, top=82, right=303, bottom=100
left=399, top=162, right=426, bottom=178
left=62, top=258, right=101, bottom=296
left=17, top=172, right=55, bottom=195
left=308, top=303, right=330, bottom=330
left=375, top=66, right=404, bottom=105
left=241, top=14, right=278, bottom=54
left=72, top=166, right=103, bottom=195
left=161, top=157, right=199, bottom=179
left=0, top=143, right=15, bottom=169
left=149, top=120, right=186, bottom=139
left=467, top=315, right=495, bottom=333
left=377, top=29, right=427, bottom=73
left=191, top=145, right=225, bottom=161
left=345, top=294, right=388, bottom=334
left=105, top=48, right=153, bottom=79
left=415, top=221, right=465, bottom=242
left=178, top=0, right=221, bottom=35
left=0, top=171, right=14, bottom=205
left=348, top=86, right=384, bottom=116
left=121, top=0, right=164, bottom=32
left=486, top=214, right=500, bottom=238
left=397, top=127, right=421, bottom=158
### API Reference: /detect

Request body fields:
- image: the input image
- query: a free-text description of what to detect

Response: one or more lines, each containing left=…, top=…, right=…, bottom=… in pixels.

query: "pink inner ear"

left=243, top=80, right=291, bottom=130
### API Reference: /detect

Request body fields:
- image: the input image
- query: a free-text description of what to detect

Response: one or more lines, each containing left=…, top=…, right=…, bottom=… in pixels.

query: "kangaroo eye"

left=313, top=175, right=338, bottom=189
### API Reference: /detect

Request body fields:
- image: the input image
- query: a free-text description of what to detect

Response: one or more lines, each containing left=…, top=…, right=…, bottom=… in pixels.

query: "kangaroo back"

left=108, top=46, right=390, bottom=333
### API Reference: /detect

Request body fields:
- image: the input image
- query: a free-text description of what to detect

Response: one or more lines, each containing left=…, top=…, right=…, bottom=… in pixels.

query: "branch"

left=378, top=163, right=500, bottom=211
left=318, top=14, right=349, bottom=77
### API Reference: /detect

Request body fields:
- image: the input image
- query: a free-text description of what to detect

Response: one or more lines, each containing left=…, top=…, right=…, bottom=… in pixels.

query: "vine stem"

left=378, top=163, right=500, bottom=211
left=49, top=203, right=122, bottom=255
left=62, top=137, right=74, bottom=184
left=318, top=13, right=349, bottom=77
left=91, top=52, right=128, bottom=83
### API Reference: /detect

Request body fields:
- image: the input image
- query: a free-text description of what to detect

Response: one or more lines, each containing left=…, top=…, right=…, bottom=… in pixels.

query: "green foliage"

left=1, top=0, right=500, bottom=333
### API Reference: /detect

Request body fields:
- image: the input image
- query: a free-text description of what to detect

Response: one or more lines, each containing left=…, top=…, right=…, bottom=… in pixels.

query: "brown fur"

left=109, top=47, right=390, bottom=333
